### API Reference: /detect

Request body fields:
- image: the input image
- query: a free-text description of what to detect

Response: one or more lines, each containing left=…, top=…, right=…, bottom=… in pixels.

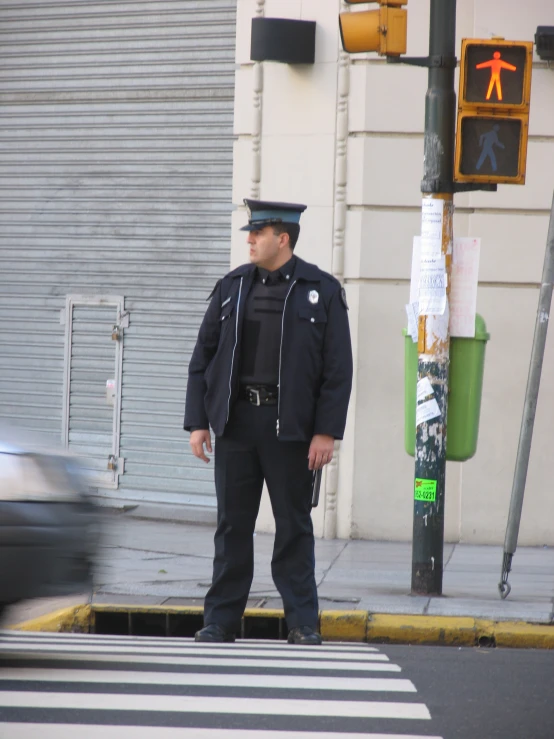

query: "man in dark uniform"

left=184, top=199, right=353, bottom=645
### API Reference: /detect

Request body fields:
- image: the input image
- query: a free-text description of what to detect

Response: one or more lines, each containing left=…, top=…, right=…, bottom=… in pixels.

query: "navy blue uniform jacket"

left=184, top=257, right=353, bottom=441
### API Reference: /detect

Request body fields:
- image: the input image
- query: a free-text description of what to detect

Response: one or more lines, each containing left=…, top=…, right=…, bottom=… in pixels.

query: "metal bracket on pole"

left=421, top=180, right=497, bottom=194
left=453, top=182, right=498, bottom=193
left=499, top=191, right=554, bottom=599
left=386, top=54, right=457, bottom=69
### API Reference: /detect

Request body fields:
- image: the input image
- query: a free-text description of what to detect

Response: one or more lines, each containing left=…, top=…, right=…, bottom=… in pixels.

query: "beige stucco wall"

left=233, top=0, right=554, bottom=545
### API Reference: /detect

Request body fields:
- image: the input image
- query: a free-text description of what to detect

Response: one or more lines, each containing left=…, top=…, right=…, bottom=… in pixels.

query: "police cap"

left=240, top=198, right=307, bottom=232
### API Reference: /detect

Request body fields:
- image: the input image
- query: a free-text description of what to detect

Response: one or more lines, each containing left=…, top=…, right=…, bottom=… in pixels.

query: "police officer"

left=184, top=199, right=353, bottom=644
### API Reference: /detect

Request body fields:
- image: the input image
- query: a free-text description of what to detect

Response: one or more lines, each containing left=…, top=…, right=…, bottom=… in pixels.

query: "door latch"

left=106, top=379, right=116, bottom=407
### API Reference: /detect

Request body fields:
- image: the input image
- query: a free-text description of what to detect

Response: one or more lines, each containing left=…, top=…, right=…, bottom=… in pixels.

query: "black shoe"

left=195, top=624, right=236, bottom=643
left=287, top=626, right=322, bottom=645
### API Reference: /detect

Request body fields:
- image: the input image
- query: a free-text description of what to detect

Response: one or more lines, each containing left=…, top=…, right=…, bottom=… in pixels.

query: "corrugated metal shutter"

left=0, top=1, right=236, bottom=512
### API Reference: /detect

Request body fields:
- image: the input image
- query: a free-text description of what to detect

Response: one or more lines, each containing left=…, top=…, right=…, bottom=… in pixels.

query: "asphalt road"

left=383, top=643, right=554, bottom=739
left=0, top=631, right=552, bottom=738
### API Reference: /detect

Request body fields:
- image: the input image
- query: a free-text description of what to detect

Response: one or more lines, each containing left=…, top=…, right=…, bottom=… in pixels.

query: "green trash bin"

left=404, top=315, right=490, bottom=462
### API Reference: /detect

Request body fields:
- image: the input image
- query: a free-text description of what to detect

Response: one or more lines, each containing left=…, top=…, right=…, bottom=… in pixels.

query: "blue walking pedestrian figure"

left=476, top=124, right=504, bottom=172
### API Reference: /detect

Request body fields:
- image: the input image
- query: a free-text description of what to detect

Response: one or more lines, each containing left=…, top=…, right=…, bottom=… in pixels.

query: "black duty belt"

left=240, top=385, right=279, bottom=406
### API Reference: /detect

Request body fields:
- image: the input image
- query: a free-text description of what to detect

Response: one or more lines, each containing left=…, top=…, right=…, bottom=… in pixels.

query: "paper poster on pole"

left=405, top=302, right=419, bottom=343
left=418, top=257, right=447, bottom=316
left=450, top=237, right=481, bottom=338
left=417, top=377, right=435, bottom=402
left=420, top=199, right=444, bottom=260
left=410, top=235, right=481, bottom=336
left=409, top=236, right=421, bottom=305
left=416, top=397, right=441, bottom=426
left=410, top=236, right=447, bottom=317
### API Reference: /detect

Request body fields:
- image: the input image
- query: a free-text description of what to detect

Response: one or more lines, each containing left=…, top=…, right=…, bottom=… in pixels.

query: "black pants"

left=203, top=399, right=318, bottom=632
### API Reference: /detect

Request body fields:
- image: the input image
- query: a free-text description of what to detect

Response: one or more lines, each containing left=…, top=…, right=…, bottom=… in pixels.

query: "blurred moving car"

left=0, top=435, right=99, bottom=622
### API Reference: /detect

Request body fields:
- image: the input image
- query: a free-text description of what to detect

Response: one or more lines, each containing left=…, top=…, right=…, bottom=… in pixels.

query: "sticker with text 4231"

left=414, top=478, right=437, bottom=502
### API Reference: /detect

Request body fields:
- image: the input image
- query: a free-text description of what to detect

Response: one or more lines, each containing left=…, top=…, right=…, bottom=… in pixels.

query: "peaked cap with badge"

left=240, top=199, right=307, bottom=232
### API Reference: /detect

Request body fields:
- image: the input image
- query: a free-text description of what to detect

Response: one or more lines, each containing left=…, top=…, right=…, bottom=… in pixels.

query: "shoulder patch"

left=340, top=287, right=349, bottom=310
left=207, top=279, right=222, bottom=301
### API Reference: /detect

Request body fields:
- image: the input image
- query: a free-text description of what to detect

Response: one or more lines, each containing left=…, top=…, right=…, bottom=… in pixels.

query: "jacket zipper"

left=277, top=279, right=297, bottom=436
left=226, top=277, right=243, bottom=423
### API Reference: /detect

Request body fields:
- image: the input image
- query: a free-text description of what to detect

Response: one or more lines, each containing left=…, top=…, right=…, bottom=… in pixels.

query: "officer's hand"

left=308, top=434, right=334, bottom=471
left=190, top=429, right=212, bottom=463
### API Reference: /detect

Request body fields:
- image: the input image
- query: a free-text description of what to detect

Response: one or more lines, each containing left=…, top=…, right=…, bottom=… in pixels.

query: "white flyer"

left=416, top=398, right=441, bottom=426
left=410, top=236, right=447, bottom=316
left=405, top=302, right=419, bottom=343
left=418, top=256, right=447, bottom=316
left=450, top=237, right=481, bottom=338
left=416, top=377, right=435, bottom=402
left=420, top=198, right=444, bottom=260
left=409, top=236, right=422, bottom=305
left=410, top=235, right=480, bottom=331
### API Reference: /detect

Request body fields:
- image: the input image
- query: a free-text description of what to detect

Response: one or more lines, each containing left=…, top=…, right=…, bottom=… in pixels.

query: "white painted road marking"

left=0, top=692, right=431, bottom=719
left=1, top=666, right=417, bottom=692
left=0, top=633, right=442, bottom=737
left=0, top=648, right=400, bottom=672
left=0, top=641, right=389, bottom=662
left=0, top=726, right=445, bottom=739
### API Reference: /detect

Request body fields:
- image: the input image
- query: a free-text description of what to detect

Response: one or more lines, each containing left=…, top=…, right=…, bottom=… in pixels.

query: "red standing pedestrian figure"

left=476, top=51, right=517, bottom=101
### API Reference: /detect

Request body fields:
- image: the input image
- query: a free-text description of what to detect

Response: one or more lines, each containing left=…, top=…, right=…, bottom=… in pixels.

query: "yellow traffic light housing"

left=339, top=0, right=407, bottom=57
left=455, top=39, right=533, bottom=185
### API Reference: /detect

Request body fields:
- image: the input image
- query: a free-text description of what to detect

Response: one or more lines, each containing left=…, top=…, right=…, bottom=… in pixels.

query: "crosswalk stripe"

left=1, top=632, right=379, bottom=653
left=0, top=725, right=444, bottom=739
left=0, top=650, right=402, bottom=672
left=0, top=648, right=401, bottom=672
left=0, top=691, right=431, bottom=719
left=0, top=667, right=416, bottom=692
left=0, top=642, right=388, bottom=662
left=3, top=639, right=378, bottom=655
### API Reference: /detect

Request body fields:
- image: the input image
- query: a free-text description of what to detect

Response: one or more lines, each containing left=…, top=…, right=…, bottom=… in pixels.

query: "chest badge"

left=308, top=290, right=319, bottom=305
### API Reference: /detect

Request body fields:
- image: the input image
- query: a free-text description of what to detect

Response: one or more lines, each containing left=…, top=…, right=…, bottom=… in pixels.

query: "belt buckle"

left=250, top=388, right=261, bottom=406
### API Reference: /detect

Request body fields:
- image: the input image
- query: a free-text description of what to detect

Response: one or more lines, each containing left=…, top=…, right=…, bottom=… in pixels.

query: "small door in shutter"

left=62, top=295, right=127, bottom=488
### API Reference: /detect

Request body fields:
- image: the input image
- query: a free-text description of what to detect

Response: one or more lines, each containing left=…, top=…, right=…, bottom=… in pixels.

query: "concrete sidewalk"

left=6, top=510, right=554, bottom=629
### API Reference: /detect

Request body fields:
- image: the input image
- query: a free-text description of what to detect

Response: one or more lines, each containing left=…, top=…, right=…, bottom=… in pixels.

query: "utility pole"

left=411, top=0, right=457, bottom=595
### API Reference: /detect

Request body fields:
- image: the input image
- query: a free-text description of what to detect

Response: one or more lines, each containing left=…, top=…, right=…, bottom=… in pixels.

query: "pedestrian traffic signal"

left=339, top=0, right=407, bottom=57
left=459, top=40, right=532, bottom=109
left=455, top=39, right=533, bottom=185
left=456, top=115, right=527, bottom=182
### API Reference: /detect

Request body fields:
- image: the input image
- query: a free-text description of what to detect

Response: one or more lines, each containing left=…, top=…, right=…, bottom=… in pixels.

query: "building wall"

left=233, top=0, right=554, bottom=544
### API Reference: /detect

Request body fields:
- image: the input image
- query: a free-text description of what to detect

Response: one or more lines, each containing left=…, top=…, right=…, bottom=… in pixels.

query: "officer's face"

left=247, top=227, right=289, bottom=271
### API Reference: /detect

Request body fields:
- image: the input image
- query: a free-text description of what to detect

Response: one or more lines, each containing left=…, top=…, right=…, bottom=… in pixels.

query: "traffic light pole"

left=411, top=0, right=457, bottom=595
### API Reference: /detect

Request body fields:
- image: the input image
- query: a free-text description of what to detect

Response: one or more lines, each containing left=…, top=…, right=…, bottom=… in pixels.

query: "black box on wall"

left=251, top=17, right=316, bottom=65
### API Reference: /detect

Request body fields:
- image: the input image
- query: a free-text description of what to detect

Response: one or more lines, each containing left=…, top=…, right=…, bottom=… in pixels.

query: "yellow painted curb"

left=367, top=614, right=554, bottom=649
left=493, top=621, right=554, bottom=649
left=9, top=605, right=554, bottom=649
left=320, top=610, right=368, bottom=642
left=368, top=614, right=477, bottom=645
left=9, top=604, right=91, bottom=634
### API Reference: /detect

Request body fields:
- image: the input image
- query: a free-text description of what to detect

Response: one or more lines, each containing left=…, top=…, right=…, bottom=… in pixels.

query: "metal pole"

left=499, top=191, right=554, bottom=599
left=411, top=0, right=457, bottom=595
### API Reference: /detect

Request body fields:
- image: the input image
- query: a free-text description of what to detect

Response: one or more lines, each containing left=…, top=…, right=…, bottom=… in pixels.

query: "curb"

left=9, top=605, right=554, bottom=649
left=8, top=604, right=92, bottom=634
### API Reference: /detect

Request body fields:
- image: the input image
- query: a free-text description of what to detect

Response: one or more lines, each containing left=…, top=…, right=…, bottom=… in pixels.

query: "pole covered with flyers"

left=411, top=0, right=457, bottom=595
